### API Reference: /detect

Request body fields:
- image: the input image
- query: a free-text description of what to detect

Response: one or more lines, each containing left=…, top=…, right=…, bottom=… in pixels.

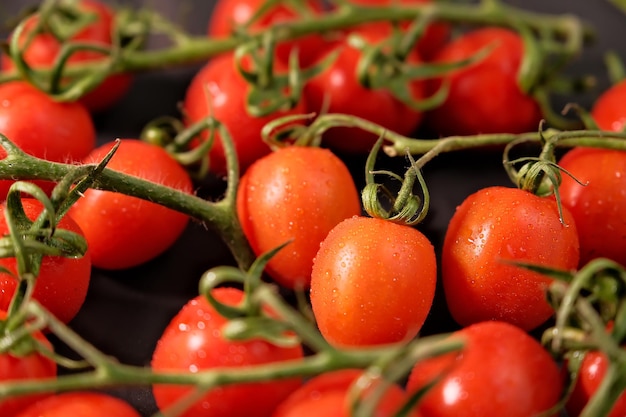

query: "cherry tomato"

left=591, top=79, right=626, bottom=131
left=183, top=53, right=308, bottom=175
left=272, top=369, right=419, bottom=417
left=207, top=0, right=329, bottom=67
left=304, top=26, right=425, bottom=154
left=345, top=0, right=449, bottom=60
left=565, top=350, right=626, bottom=417
left=310, top=216, right=436, bottom=347
left=441, top=186, right=580, bottom=331
left=558, top=147, right=626, bottom=267
left=407, top=320, right=563, bottom=417
left=426, top=27, right=542, bottom=137
left=0, top=199, right=91, bottom=325
left=0, top=313, right=57, bottom=417
left=68, top=139, right=193, bottom=270
left=237, top=146, right=361, bottom=289
left=0, top=81, right=96, bottom=200
left=151, top=287, right=304, bottom=417
left=1, top=0, right=132, bottom=113
left=13, top=392, right=141, bottom=417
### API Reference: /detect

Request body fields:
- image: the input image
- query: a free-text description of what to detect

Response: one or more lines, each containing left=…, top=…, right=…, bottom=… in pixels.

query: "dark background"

left=2, top=0, right=626, bottom=415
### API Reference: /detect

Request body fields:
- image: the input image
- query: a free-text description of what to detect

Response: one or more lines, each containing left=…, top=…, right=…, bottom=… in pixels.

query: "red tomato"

left=68, top=139, right=193, bottom=270
left=1, top=0, right=132, bottom=113
left=13, top=392, right=141, bottom=417
left=310, top=216, right=436, bottom=347
left=426, top=27, right=542, bottom=137
left=304, top=26, right=425, bottom=154
left=0, top=199, right=91, bottom=324
left=441, top=186, right=580, bottom=331
left=151, top=287, right=304, bottom=417
left=237, top=146, right=361, bottom=289
left=345, top=0, right=449, bottom=60
left=407, top=321, right=563, bottom=417
left=558, top=147, right=626, bottom=267
left=0, top=81, right=96, bottom=200
left=273, top=369, right=419, bottom=417
left=208, top=0, right=329, bottom=67
left=565, top=350, right=626, bottom=417
left=591, top=79, right=626, bottom=131
left=0, top=314, right=57, bottom=417
left=183, top=53, right=308, bottom=175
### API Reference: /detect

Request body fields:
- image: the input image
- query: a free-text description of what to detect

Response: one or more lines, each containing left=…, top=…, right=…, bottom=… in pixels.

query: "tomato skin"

left=0, top=317, right=57, bottom=417
left=441, top=186, right=580, bottom=331
left=565, top=350, right=626, bottom=417
left=407, top=321, right=562, bottom=417
left=151, top=288, right=304, bottom=417
left=207, top=0, right=329, bottom=67
left=557, top=147, right=626, bottom=267
left=68, top=139, right=193, bottom=270
left=272, top=369, right=419, bottom=417
left=13, top=392, right=141, bottom=417
left=426, top=27, right=542, bottom=137
left=310, top=216, right=436, bottom=347
left=591, top=79, right=626, bottom=131
left=1, top=0, right=133, bottom=113
left=237, top=146, right=361, bottom=289
left=183, top=53, right=308, bottom=175
left=304, top=26, right=425, bottom=154
left=0, top=81, right=96, bottom=200
left=344, top=0, right=449, bottom=61
left=0, top=199, right=91, bottom=325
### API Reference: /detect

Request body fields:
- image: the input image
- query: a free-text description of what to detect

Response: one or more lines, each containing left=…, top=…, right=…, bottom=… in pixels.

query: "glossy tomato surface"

left=272, top=369, right=419, bottom=417
left=0, top=81, right=96, bottom=199
left=13, top=392, right=141, bottom=417
left=237, top=146, right=361, bottom=289
left=304, top=26, right=425, bottom=154
left=0, top=319, right=57, bottom=417
left=183, top=53, right=308, bottom=175
left=441, top=186, right=580, bottom=331
left=426, top=27, right=542, bottom=136
left=1, top=0, right=133, bottom=113
left=151, top=287, right=304, bottom=417
left=0, top=199, right=91, bottom=325
left=407, top=321, right=563, bottom=417
left=68, top=139, right=193, bottom=270
left=591, top=78, right=626, bottom=131
left=558, top=147, right=626, bottom=267
left=311, top=216, right=436, bottom=347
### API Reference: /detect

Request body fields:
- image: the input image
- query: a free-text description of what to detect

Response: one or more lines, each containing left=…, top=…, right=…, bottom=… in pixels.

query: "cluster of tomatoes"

left=0, top=0, right=626, bottom=416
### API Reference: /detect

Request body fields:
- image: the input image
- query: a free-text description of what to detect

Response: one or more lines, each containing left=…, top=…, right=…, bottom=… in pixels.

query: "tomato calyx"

left=361, top=138, right=429, bottom=226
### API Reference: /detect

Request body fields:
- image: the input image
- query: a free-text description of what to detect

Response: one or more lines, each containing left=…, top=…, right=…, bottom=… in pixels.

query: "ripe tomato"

left=1, top=0, right=133, bottom=113
left=0, top=199, right=91, bottom=325
left=272, top=369, right=419, bottom=417
left=426, top=27, right=542, bottom=137
left=207, top=0, right=329, bottom=67
left=344, top=0, right=449, bottom=60
left=591, top=79, right=626, bottom=131
left=565, top=350, right=626, bottom=417
left=310, top=216, right=436, bottom=347
left=237, top=146, right=361, bottom=289
left=441, top=186, right=580, bottom=331
left=13, top=392, right=141, bottom=417
left=304, top=26, right=425, bottom=154
left=0, top=315, right=57, bottom=417
left=0, top=81, right=96, bottom=200
left=151, top=287, right=304, bottom=417
left=183, top=53, right=308, bottom=175
left=68, top=139, right=193, bottom=270
left=558, top=147, right=626, bottom=267
left=407, top=321, right=563, bottom=417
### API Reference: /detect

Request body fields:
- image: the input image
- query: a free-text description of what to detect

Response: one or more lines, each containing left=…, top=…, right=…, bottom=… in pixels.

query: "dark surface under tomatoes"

left=2, top=0, right=626, bottom=415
